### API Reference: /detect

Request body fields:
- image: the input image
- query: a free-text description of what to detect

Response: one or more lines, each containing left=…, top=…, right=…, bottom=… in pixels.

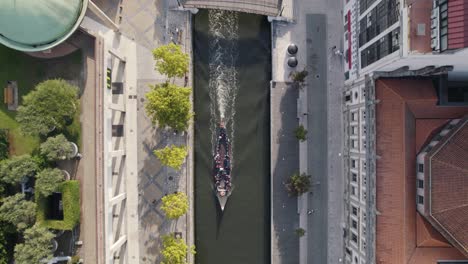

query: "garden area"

left=0, top=45, right=83, bottom=264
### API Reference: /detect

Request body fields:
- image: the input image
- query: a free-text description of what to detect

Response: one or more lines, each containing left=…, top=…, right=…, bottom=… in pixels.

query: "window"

left=362, top=161, right=367, bottom=170
left=418, top=164, right=424, bottom=173
left=351, top=159, right=357, bottom=168
left=352, top=186, right=357, bottom=196
left=352, top=233, right=358, bottom=243
left=417, top=195, right=424, bottom=204
left=351, top=112, right=358, bottom=121
left=352, top=206, right=358, bottom=216
left=352, top=220, right=358, bottom=229
left=418, top=179, right=424, bottom=189
left=362, top=212, right=367, bottom=222
left=352, top=173, right=357, bottom=182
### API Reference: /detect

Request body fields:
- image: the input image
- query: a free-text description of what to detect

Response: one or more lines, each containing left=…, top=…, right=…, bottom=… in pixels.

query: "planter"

left=62, top=170, right=71, bottom=180
left=51, top=239, right=58, bottom=253
left=70, top=142, right=79, bottom=158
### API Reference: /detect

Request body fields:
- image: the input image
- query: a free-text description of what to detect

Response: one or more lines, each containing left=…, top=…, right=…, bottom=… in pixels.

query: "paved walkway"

left=271, top=0, right=345, bottom=263
left=72, top=31, right=99, bottom=263
left=115, top=0, right=194, bottom=263
left=271, top=82, right=300, bottom=264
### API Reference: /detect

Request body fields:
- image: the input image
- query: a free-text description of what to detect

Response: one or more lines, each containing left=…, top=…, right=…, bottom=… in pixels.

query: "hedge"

left=36, top=180, right=80, bottom=230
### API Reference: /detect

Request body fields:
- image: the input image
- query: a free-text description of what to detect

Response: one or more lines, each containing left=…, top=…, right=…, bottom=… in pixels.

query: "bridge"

left=181, top=0, right=282, bottom=17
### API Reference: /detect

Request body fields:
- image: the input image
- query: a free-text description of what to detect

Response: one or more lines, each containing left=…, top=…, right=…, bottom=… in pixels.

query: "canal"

left=193, top=9, right=271, bottom=264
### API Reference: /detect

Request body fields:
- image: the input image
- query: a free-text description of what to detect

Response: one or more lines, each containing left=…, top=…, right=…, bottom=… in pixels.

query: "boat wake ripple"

left=208, top=10, right=239, bottom=162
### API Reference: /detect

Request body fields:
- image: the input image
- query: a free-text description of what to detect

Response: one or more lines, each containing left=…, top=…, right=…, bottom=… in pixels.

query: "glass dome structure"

left=0, top=0, right=89, bottom=52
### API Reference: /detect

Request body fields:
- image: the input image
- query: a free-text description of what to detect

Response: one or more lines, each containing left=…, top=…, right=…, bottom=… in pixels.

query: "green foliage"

left=145, top=83, right=193, bottom=131
left=40, top=134, right=74, bottom=161
left=161, top=192, right=189, bottom=219
left=285, top=172, right=311, bottom=196
left=152, top=43, right=189, bottom=79
left=154, top=145, right=188, bottom=170
left=36, top=180, right=80, bottom=230
left=0, top=193, right=36, bottom=231
left=16, top=79, right=79, bottom=136
left=161, top=234, right=195, bottom=264
left=294, top=125, right=308, bottom=142
left=291, top=69, right=309, bottom=83
left=0, top=154, right=39, bottom=185
left=35, top=168, right=64, bottom=197
left=13, top=225, right=54, bottom=264
left=69, top=255, right=81, bottom=264
left=295, top=228, right=306, bottom=237
left=0, top=226, right=9, bottom=264
left=0, top=130, right=8, bottom=160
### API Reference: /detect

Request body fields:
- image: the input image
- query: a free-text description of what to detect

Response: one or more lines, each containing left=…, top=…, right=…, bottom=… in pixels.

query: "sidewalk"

left=271, top=0, right=345, bottom=263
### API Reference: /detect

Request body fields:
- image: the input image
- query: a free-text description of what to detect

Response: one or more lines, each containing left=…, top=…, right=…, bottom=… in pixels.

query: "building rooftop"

left=0, top=0, right=88, bottom=52
left=375, top=78, right=468, bottom=264
left=423, top=117, right=468, bottom=257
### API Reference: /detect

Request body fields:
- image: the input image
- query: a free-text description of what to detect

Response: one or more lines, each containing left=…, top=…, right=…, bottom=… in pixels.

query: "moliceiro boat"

left=213, top=121, right=232, bottom=211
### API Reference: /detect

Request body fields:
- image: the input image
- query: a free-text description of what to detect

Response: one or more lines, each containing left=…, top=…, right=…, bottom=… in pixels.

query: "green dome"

left=0, top=0, right=88, bottom=52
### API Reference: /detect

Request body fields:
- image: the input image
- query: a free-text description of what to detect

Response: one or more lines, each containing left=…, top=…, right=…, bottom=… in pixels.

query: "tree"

left=290, top=69, right=308, bottom=83
left=294, top=125, right=308, bottom=142
left=0, top=193, right=36, bottom=231
left=295, top=228, right=306, bottom=237
left=161, top=192, right=189, bottom=219
left=40, top=134, right=74, bottom=161
left=285, top=172, right=311, bottom=196
left=16, top=79, right=79, bottom=136
left=0, top=130, right=8, bottom=161
left=145, top=83, right=193, bottom=131
left=161, top=234, right=195, bottom=264
left=154, top=145, right=187, bottom=170
left=0, top=226, right=9, bottom=264
left=0, top=155, right=39, bottom=185
left=152, top=43, right=189, bottom=79
left=14, top=225, right=55, bottom=264
left=35, top=168, right=64, bottom=197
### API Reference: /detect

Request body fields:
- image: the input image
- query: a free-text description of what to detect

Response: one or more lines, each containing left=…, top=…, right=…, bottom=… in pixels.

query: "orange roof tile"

left=375, top=78, right=468, bottom=264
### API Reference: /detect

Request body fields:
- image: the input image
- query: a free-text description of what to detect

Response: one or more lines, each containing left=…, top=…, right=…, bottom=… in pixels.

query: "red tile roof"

left=375, top=78, right=468, bottom=264
left=424, top=117, right=468, bottom=256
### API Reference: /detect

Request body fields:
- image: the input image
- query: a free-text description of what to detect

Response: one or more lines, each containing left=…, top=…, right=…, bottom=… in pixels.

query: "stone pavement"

left=116, top=0, right=194, bottom=263
left=271, top=82, right=300, bottom=264
left=271, top=0, right=345, bottom=263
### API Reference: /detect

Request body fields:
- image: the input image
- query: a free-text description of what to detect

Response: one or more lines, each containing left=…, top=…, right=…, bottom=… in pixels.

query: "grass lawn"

left=0, top=46, right=44, bottom=154
left=0, top=45, right=83, bottom=154
left=36, top=180, right=80, bottom=230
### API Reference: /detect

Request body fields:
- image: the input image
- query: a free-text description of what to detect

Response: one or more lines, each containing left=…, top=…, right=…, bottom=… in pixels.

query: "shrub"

left=294, top=125, right=308, bottom=142
left=35, top=168, right=64, bottom=197
left=154, top=145, right=188, bottom=170
left=36, top=180, right=80, bottom=230
left=40, top=134, right=74, bottom=161
left=161, top=192, right=189, bottom=219
left=285, top=172, right=311, bottom=196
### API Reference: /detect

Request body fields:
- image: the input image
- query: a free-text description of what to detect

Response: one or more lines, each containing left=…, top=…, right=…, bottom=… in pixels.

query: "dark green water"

left=193, top=10, right=271, bottom=264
